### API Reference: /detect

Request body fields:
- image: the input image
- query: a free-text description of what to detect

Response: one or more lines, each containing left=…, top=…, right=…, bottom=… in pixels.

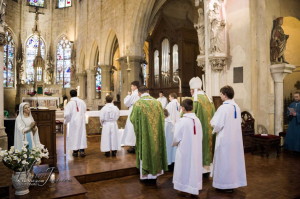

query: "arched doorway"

left=147, top=0, right=201, bottom=98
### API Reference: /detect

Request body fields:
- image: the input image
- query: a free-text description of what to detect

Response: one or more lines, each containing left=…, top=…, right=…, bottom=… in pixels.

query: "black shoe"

left=215, top=188, right=234, bottom=193
left=127, top=147, right=135, bottom=154
left=105, top=152, right=111, bottom=157
left=112, top=150, right=117, bottom=157
left=80, top=151, right=86, bottom=157
left=72, top=151, right=78, bottom=157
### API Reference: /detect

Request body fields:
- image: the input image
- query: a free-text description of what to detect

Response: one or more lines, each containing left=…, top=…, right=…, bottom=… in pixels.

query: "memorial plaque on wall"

left=233, top=67, right=243, bottom=83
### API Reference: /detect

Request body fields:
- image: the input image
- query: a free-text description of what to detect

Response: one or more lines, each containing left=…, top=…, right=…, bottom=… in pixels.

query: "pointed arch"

left=103, top=30, right=119, bottom=65
left=24, top=34, right=46, bottom=84
left=89, top=41, right=99, bottom=68
left=3, top=27, right=17, bottom=87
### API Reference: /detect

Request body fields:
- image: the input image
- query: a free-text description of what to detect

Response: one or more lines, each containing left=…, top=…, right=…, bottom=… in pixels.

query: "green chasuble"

left=130, top=95, right=168, bottom=175
left=193, top=94, right=216, bottom=166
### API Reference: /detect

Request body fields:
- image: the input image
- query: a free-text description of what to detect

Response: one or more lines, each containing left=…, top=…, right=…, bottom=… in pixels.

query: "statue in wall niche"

left=208, top=2, right=225, bottom=54
left=194, top=8, right=205, bottom=55
left=270, top=17, right=289, bottom=64
left=46, top=66, right=54, bottom=84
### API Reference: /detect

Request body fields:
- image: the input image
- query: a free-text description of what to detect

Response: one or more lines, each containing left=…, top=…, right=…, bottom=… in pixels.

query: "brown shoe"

left=112, top=150, right=117, bottom=157
left=80, top=151, right=86, bottom=157
left=105, top=152, right=111, bottom=157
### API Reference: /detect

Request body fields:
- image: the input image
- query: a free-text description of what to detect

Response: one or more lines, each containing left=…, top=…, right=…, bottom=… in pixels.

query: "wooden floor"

left=1, top=134, right=300, bottom=199
left=83, top=152, right=300, bottom=199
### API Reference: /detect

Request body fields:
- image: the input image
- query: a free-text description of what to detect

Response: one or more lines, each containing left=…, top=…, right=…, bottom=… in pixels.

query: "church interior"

left=0, top=0, right=300, bottom=198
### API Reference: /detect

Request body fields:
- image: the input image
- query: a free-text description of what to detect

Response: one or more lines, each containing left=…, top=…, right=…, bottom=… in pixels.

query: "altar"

left=22, top=96, right=60, bottom=109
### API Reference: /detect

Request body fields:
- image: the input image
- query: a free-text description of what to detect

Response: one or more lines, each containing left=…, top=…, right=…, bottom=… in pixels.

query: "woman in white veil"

left=14, top=102, right=41, bottom=151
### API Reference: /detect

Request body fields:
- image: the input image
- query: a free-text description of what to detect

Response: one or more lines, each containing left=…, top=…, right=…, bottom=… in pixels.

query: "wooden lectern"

left=31, top=109, right=57, bottom=167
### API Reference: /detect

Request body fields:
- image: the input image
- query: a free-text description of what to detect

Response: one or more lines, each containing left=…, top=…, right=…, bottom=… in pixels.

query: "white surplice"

left=122, top=89, right=140, bottom=146
left=173, top=113, right=203, bottom=195
left=165, top=117, right=176, bottom=165
left=64, top=97, right=87, bottom=151
left=210, top=99, right=247, bottom=189
left=99, top=103, right=120, bottom=152
left=157, top=96, right=168, bottom=108
left=166, top=99, right=180, bottom=124
left=14, top=102, right=41, bottom=151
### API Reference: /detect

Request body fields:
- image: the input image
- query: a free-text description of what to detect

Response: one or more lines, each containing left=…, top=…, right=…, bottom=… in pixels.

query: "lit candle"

left=202, top=74, right=205, bottom=91
left=127, top=56, right=130, bottom=66
left=50, top=173, right=55, bottom=183
left=77, top=86, right=80, bottom=96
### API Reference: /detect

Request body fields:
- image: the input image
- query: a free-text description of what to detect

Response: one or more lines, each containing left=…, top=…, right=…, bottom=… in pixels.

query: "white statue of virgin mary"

left=14, top=102, right=41, bottom=151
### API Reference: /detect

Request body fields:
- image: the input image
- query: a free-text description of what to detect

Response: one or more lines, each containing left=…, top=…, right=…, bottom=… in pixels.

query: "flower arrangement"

left=44, top=91, right=53, bottom=96
left=0, top=142, right=49, bottom=172
left=27, top=91, right=37, bottom=97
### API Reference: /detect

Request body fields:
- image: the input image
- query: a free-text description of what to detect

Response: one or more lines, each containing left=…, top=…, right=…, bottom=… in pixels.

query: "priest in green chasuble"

left=130, top=86, right=168, bottom=181
left=189, top=77, right=216, bottom=173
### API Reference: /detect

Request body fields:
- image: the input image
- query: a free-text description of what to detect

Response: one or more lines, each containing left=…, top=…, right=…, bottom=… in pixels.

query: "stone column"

left=0, top=24, right=7, bottom=150
left=77, top=71, right=87, bottom=100
left=209, top=56, right=227, bottom=95
left=100, top=65, right=112, bottom=100
left=86, top=69, right=96, bottom=109
left=270, top=63, right=295, bottom=135
left=118, top=56, right=144, bottom=109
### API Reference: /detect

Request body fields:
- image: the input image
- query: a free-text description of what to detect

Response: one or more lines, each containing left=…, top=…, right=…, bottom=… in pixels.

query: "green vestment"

left=130, top=95, right=168, bottom=175
left=193, top=94, right=216, bottom=166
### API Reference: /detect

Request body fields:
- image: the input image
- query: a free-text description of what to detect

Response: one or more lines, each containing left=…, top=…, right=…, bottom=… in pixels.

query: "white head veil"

left=14, top=103, right=40, bottom=151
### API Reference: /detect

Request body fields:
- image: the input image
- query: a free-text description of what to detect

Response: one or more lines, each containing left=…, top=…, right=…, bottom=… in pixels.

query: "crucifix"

left=29, top=7, right=44, bottom=33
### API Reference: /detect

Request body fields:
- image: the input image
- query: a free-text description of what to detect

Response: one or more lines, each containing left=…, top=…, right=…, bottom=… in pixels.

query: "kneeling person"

left=173, top=99, right=203, bottom=196
left=100, top=95, right=120, bottom=157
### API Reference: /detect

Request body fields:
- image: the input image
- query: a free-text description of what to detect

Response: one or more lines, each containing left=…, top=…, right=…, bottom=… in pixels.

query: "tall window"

left=25, top=35, right=45, bottom=84
left=56, top=37, right=72, bottom=88
left=154, top=50, right=159, bottom=86
left=172, top=44, right=178, bottom=74
left=161, top=39, right=170, bottom=86
left=58, top=0, right=71, bottom=8
left=95, top=50, right=101, bottom=94
left=3, top=31, right=15, bottom=87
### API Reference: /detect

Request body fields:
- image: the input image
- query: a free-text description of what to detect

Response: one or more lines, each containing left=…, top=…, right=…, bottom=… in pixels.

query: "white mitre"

left=189, top=77, right=202, bottom=101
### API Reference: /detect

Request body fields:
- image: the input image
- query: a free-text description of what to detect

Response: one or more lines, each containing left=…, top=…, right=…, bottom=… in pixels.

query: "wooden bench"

left=251, top=134, right=281, bottom=157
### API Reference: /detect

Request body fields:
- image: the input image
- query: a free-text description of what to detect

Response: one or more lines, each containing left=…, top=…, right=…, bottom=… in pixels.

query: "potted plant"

left=27, top=91, right=37, bottom=97
left=0, top=142, right=49, bottom=195
left=44, top=91, right=53, bottom=96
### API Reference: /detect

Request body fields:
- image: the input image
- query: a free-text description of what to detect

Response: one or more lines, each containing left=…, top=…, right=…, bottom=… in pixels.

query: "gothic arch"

left=24, top=34, right=47, bottom=56
left=89, top=41, right=99, bottom=68
left=103, top=30, right=119, bottom=65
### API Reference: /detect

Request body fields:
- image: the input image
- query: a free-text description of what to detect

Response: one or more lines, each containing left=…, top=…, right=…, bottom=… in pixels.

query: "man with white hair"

left=189, top=77, right=215, bottom=174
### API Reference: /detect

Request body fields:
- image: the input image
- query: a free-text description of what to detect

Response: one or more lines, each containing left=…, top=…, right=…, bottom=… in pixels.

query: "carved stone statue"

left=0, top=0, right=6, bottom=25
left=208, top=2, right=225, bottom=54
left=270, top=17, right=289, bottom=64
left=46, top=66, right=54, bottom=84
left=194, top=8, right=205, bottom=55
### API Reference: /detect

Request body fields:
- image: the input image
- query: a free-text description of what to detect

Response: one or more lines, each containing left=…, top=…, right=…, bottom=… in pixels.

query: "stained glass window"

left=3, top=31, right=15, bottom=87
left=56, top=37, right=72, bottom=88
left=25, top=34, right=45, bottom=84
left=96, top=67, right=101, bottom=93
left=58, top=0, right=71, bottom=8
left=27, top=0, right=45, bottom=8
left=95, top=50, right=101, bottom=94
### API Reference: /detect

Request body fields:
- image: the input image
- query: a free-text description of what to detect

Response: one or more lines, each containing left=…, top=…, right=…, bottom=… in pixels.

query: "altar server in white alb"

left=64, top=89, right=87, bottom=157
left=157, top=91, right=168, bottom=108
left=166, top=92, right=181, bottom=124
left=100, top=95, right=120, bottom=157
left=173, top=99, right=203, bottom=196
left=122, top=81, right=140, bottom=153
left=164, top=109, right=176, bottom=165
left=210, top=85, right=247, bottom=192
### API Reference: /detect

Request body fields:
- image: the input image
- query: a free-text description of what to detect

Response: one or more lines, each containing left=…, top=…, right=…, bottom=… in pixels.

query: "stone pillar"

left=0, top=24, right=7, bottom=150
left=270, top=63, right=295, bottom=135
left=209, top=56, right=227, bottom=95
left=118, top=56, right=144, bottom=109
left=86, top=69, right=96, bottom=108
left=77, top=71, right=87, bottom=100
left=100, top=65, right=112, bottom=100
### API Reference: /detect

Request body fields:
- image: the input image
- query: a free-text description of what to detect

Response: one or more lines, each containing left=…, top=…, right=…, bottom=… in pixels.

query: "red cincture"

left=193, top=119, right=196, bottom=135
left=75, top=101, right=79, bottom=112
